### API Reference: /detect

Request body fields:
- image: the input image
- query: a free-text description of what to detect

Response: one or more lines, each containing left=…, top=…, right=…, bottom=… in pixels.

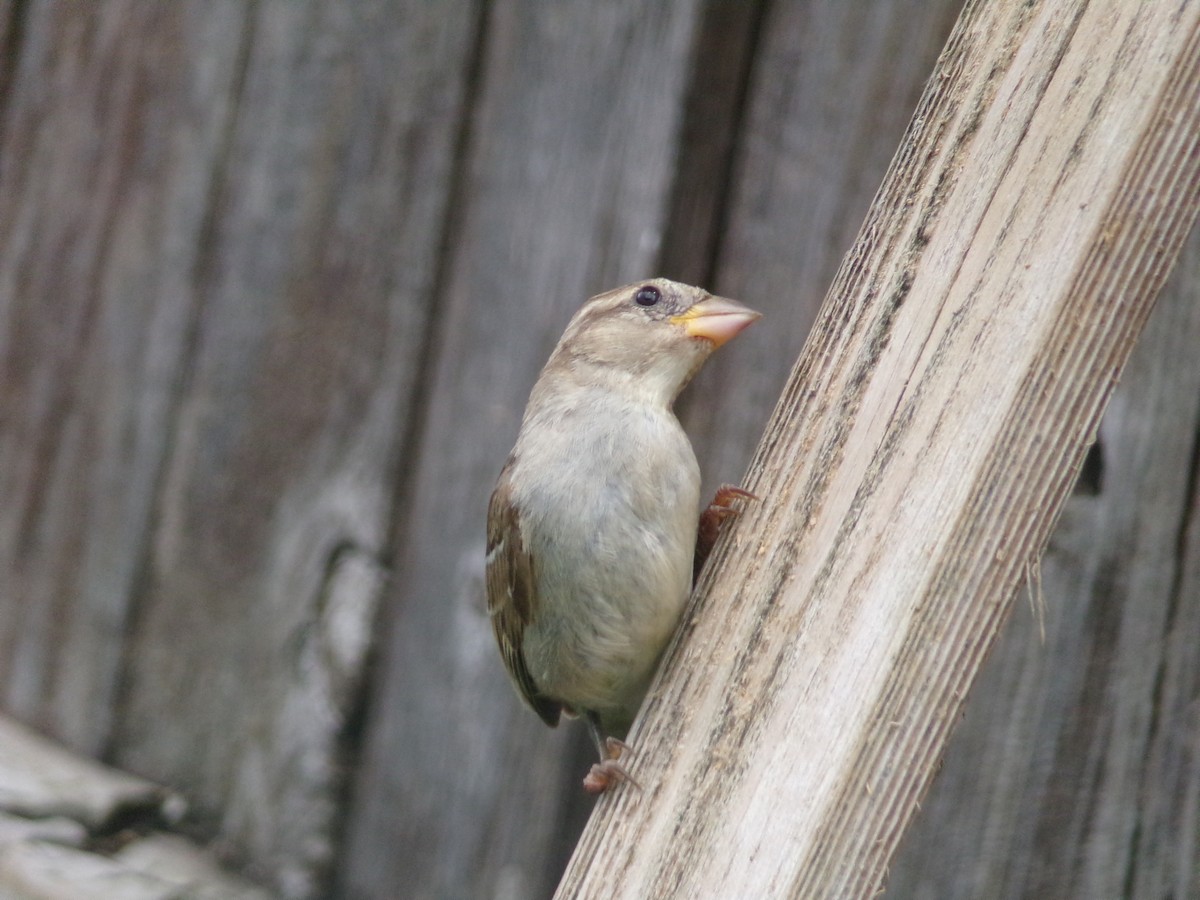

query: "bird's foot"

left=694, top=484, right=758, bottom=578
left=709, top=484, right=757, bottom=514
left=582, top=737, right=641, bottom=794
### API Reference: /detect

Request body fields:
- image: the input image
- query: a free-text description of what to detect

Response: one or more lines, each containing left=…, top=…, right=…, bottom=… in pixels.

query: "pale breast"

left=512, top=394, right=700, bottom=726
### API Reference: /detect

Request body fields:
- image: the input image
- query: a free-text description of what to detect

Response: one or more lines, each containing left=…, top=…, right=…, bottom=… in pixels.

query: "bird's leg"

left=582, top=712, right=641, bottom=794
left=694, top=484, right=757, bottom=581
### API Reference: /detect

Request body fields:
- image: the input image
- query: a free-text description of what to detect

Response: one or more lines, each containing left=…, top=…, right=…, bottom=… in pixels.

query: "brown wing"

left=486, top=464, right=562, bottom=727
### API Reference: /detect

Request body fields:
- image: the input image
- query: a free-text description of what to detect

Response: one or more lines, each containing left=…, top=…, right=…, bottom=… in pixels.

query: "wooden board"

left=886, top=224, right=1200, bottom=898
left=0, top=1, right=250, bottom=753
left=100, top=2, right=479, bottom=895
left=6, top=0, right=1196, bottom=896
left=682, top=0, right=964, bottom=499
left=0, top=1, right=968, bottom=895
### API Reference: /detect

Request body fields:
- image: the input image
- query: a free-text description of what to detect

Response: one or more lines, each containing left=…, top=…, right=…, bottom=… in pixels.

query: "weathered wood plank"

left=1, top=843, right=187, bottom=900
left=333, top=3, right=711, bottom=898
left=6, top=0, right=1195, bottom=895
left=0, top=838, right=272, bottom=900
left=103, top=3, right=479, bottom=896
left=886, top=224, right=1200, bottom=898
left=0, top=714, right=268, bottom=899
left=0, top=1, right=250, bottom=753
left=556, top=0, right=1200, bottom=895
left=0, top=715, right=171, bottom=832
left=0, top=0, right=23, bottom=111
left=681, top=0, right=964, bottom=497
left=656, top=0, right=766, bottom=289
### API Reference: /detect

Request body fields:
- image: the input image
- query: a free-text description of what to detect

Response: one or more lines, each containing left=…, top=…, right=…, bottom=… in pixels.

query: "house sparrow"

left=486, top=278, right=760, bottom=793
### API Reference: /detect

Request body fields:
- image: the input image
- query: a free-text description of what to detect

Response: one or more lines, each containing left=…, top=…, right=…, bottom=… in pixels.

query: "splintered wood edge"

left=558, top=2, right=1200, bottom=898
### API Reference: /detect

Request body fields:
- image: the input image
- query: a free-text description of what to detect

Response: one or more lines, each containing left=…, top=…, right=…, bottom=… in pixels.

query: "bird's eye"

left=634, top=285, right=661, bottom=307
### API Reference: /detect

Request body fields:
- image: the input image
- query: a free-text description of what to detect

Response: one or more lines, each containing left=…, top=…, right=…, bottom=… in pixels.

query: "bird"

left=486, top=278, right=760, bottom=793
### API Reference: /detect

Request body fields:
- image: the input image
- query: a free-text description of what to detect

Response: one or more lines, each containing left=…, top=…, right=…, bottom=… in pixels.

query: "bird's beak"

left=670, top=296, right=762, bottom=347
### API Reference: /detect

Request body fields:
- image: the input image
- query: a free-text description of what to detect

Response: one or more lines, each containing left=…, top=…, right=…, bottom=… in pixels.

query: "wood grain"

left=0, top=1, right=250, bottom=753
left=102, top=3, right=479, bottom=895
left=5, top=0, right=1198, bottom=895
left=0, top=1, right=966, bottom=895
left=556, top=1, right=1200, bottom=896
left=681, top=0, right=963, bottom=502
left=886, top=225, right=1200, bottom=898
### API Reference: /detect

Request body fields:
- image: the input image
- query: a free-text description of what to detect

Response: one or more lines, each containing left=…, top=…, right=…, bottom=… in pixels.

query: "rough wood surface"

left=0, top=1, right=476, bottom=896
left=0, top=0, right=249, bottom=755
left=0, top=2, right=783, bottom=895
left=101, top=3, right=479, bottom=895
left=886, top=225, right=1200, bottom=899
left=557, top=0, right=1200, bottom=896
left=6, top=0, right=1200, bottom=896
left=0, top=716, right=173, bottom=833
left=0, top=839, right=272, bottom=900
left=681, top=0, right=963, bottom=498
left=0, top=715, right=267, bottom=900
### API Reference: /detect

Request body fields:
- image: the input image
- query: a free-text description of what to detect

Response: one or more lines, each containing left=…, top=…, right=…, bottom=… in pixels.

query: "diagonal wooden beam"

left=557, top=1, right=1200, bottom=896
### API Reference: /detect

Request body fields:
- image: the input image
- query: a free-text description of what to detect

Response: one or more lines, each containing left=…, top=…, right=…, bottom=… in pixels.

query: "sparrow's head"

left=545, top=278, right=761, bottom=405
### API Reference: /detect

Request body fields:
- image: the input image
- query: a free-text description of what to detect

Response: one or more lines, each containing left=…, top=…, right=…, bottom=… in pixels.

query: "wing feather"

left=486, top=464, right=561, bottom=727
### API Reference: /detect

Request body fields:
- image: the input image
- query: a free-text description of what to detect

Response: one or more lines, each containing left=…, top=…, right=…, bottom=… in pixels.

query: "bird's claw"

left=582, top=738, right=641, bottom=794
left=708, top=484, right=757, bottom=518
left=694, top=483, right=758, bottom=578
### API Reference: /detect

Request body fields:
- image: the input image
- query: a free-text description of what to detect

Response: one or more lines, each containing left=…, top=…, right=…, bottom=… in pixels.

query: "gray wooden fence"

left=1, top=2, right=1195, bottom=898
